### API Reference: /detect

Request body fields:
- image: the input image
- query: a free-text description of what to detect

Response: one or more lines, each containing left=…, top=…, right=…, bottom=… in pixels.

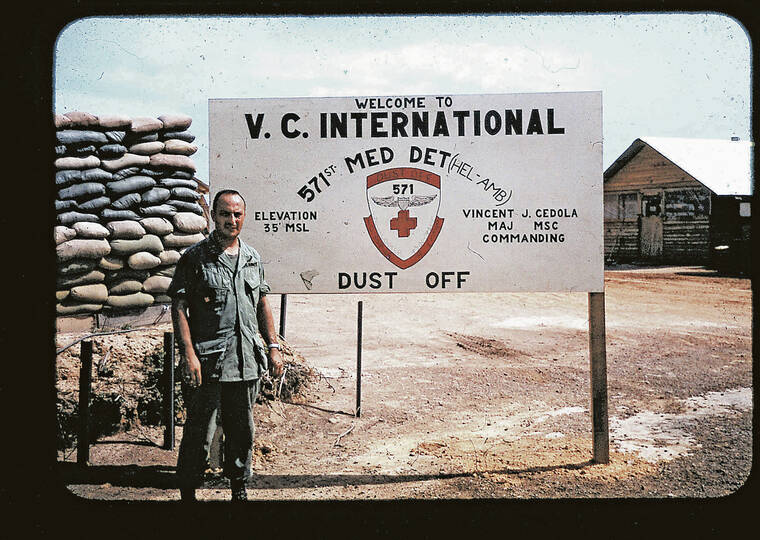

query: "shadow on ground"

left=58, top=459, right=595, bottom=492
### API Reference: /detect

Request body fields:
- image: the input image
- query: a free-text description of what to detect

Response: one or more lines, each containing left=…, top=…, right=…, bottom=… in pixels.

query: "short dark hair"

left=212, top=189, right=246, bottom=213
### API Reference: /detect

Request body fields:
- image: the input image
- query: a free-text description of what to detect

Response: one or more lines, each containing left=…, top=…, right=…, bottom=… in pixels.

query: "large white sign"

left=209, top=92, right=603, bottom=293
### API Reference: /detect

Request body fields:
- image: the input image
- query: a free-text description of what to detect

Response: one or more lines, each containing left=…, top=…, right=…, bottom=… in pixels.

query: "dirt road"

left=57, top=265, right=752, bottom=502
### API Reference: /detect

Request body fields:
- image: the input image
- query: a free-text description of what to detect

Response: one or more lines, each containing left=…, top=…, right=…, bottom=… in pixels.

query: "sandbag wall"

left=54, top=112, right=208, bottom=316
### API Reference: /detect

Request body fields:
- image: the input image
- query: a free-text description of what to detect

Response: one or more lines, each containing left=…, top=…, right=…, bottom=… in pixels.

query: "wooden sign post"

left=588, top=291, right=609, bottom=463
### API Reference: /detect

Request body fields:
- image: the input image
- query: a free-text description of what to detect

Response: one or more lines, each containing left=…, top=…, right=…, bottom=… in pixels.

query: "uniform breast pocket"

left=204, top=285, right=229, bottom=313
left=244, top=275, right=260, bottom=303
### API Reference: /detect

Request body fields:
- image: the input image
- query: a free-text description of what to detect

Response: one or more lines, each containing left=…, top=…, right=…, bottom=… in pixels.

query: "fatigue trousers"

left=176, top=379, right=260, bottom=489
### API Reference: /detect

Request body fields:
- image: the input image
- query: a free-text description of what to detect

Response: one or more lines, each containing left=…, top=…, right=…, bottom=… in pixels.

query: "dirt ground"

left=54, top=265, right=753, bottom=508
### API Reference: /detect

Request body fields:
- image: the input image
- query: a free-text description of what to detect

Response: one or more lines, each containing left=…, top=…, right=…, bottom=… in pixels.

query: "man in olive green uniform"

left=168, top=189, right=283, bottom=501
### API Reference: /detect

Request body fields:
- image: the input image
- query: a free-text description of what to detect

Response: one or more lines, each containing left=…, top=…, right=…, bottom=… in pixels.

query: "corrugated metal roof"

left=604, top=137, right=754, bottom=196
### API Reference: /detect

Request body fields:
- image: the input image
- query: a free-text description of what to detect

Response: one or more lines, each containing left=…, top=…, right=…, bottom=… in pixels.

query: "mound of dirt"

left=55, top=324, right=316, bottom=451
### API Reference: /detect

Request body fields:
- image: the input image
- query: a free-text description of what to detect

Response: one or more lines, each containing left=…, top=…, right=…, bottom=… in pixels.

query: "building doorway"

left=640, top=192, right=663, bottom=259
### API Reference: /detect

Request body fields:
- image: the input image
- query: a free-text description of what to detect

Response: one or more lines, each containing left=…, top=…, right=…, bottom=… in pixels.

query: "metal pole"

left=77, top=340, right=93, bottom=467
left=356, top=301, right=363, bottom=417
left=588, top=291, right=609, bottom=463
left=279, top=294, right=288, bottom=338
left=163, top=332, right=175, bottom=450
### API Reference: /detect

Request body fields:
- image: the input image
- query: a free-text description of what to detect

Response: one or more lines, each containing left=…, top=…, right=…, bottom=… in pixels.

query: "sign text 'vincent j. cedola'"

left=209, top=93, right=603, bottom=293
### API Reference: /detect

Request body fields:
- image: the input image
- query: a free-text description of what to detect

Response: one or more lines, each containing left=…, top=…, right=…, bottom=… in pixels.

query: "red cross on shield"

left=363, top=167, right=444, bottom=269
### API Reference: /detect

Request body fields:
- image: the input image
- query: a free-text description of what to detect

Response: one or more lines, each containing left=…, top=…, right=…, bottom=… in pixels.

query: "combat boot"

left=180, top=487, right=197, bottom=501
left=230, top=479, right=247, bottom=501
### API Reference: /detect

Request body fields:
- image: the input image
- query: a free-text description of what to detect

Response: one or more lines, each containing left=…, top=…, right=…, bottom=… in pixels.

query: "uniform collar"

left=208, top=231, right=255, bottom=265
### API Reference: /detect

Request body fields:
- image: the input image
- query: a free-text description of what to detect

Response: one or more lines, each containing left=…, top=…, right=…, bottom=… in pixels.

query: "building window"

left=604, top=193, right=639, bottom=219
left=620, top=193, right=639, bottom=219
left=739, top=202, right=751, bottom=217
left=664, top=188, right=710, bottom=220
left=603, top=194, right=617, bottom=219
left=604, top=192, right=639, bottom=220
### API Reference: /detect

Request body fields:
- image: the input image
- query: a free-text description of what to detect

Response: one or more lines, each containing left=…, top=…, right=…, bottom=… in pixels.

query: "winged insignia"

left=371, top=194, right=438, bottom=211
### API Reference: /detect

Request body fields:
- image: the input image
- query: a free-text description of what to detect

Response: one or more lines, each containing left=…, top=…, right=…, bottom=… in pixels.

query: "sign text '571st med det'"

left=209, top=92, right=603, bottom=293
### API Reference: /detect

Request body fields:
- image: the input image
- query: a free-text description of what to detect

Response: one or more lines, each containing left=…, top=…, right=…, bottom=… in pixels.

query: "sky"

left=53, top=13, right=752, bottom=182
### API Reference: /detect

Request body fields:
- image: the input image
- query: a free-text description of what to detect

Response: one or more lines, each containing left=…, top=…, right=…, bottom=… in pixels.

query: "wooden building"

left=603, top=137, right=753, bottom=273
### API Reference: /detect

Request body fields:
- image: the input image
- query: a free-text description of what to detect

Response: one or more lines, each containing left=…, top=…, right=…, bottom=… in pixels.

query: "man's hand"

left=181, top=350, right=202, bottom=387
left=268, top=348, right=284, bottom=378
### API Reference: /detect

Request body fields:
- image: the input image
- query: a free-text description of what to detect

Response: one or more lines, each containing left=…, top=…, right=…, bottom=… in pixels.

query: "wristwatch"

left=267, top=343, right=281, bottom=351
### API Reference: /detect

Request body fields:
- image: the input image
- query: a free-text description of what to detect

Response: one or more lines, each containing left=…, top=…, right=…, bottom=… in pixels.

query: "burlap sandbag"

left=111, top=192, right=142, bottom=210
left=139, top=217, right=173, bottom=236
left=149, top=153, right=196, bottom=171
left=104, top=131, right=127, bottom=144
left=55, top=169, right=84, bottom=186
left=97, top=114, right=132, bottom=129
left=101, top=209, right=142, bottom=222
left=170, top=187, right=200, bottom=201
left=159, top=178, right=198, bottom=189
left=55, top=155, right=101, bottom=170
left=157, top=114, right=192, bottom=131
left=161, top=130, right=195, bottom=143
left=152, top=294, right=172, bottom=304
left=97, top=144, right=127, bottom=159
left=154, top=266, right=176, bottom=278
left=111, top=166, right=141, bottom=181
left=82, top=168, right=113, bottom=183
left=129, top=141, right=165, bottom=155
left=109, top=234, right=163, bottom=256
left=158, top=250, right=181, bottom=265
left=70, top=283, right=108, bottom=303
left=58, top=212, right=99, bottom=226
left=131, top=117, right=164, bottom=133
left=65, top=144, right=97, bottom=156
left=55, top=200, right=78, bottom=212
left=57, top=238, right=111, bottom=262
left=101, top=153, right=150, bottom=172
left=57, top=270, right=106, bottom=289
left=99, top=256, right=124, bottom=271
left=167, top=200, right=203, bottom=215
left=143, top=275, right=172, bottom=294
left=57, top=302, right=103, bottom=315
left=141, top=187, right=171, bottom=205
left=167, top=170, right=194, bottom=180
left=106, top=292, right=154, bottom=309
left=108, top=279, right=143, bottom=295
left=56, top=130, right=108, bottom=146
left=56, top=290, right=70, bottom=301
left=54, top=114, right=72, bottom=129
left=128, top=251, right=162, bottom=270
left=161, top=231, right=205, bottom=249
left=54, top=226, right=76, bottom=245
left=106, top=220, right=146, bottom=239
left=105, top=269, right=149, bottom=285
left=173, top=212, right=207, bottom=233
left=58, top=258, right=98, bottom=276
left=106, top=175, right=155, bottom=196
left=139, top=204, right=177, bottom=218
left=137, top=167, right=165, bottom=178
left=163, top=139, right=197, bottom=156
left=73, top=222, right=110, bottom=239
left=58, top=182, right=107, bottom=201
left=78, top=196, right=111, bottom=213
left=125, top=132, right=159, bottom=145
left=61, top=111, right=99, bottom=127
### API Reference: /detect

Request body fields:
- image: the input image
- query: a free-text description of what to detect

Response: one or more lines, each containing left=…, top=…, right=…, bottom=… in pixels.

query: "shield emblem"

left=363, top=167, right=444, bottom=269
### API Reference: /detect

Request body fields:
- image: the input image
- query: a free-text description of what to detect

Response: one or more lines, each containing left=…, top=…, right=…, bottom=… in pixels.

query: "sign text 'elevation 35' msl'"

left=209, top=92, right=603, bottom=293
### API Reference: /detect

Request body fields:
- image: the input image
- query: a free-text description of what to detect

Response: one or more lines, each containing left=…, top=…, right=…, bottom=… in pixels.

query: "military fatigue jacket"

left=167, top=233, right=271, bottom=381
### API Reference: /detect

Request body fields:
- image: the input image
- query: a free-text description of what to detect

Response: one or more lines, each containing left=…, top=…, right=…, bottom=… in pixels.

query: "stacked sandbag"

left=54, top=111, right=207, bottom=315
